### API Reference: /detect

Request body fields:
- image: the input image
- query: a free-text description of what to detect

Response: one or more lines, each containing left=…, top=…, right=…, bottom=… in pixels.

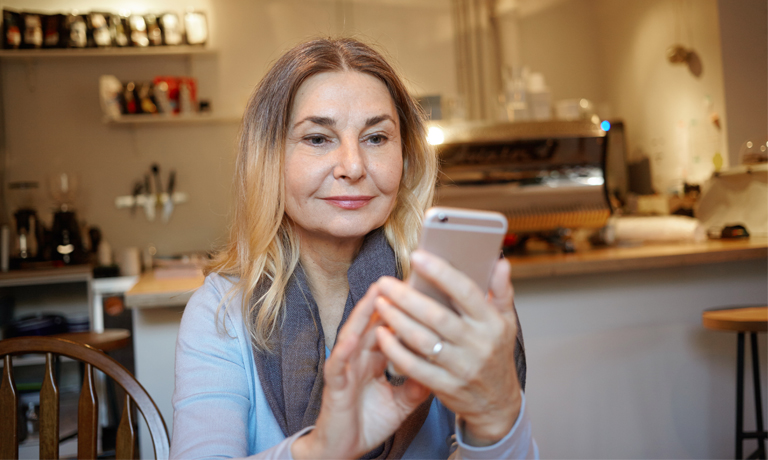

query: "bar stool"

left=703, top=306, right=768, bottom=459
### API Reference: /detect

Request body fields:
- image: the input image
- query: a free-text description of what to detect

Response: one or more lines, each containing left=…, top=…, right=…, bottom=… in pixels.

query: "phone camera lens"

left=437, top=213, right=448, bottom=223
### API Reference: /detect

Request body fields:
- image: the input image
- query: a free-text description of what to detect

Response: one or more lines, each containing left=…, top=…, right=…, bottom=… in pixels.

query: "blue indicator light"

left=600, top=120, right=611, bottom=131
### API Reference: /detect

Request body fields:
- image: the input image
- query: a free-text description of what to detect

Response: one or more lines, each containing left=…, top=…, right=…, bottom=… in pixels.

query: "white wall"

left=498, top=0, right=605, bottom=105
left=594, top=0, right=728, bottom=194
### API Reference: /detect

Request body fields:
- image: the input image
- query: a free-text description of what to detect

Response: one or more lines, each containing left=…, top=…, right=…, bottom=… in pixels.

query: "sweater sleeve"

left=170, top=276, right=299, bottom=459
left=449, top=391, right=538, bottom=460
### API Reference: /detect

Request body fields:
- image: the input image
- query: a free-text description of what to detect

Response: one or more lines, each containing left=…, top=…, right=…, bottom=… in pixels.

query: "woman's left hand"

left=374, top=250, right=522, bottom=446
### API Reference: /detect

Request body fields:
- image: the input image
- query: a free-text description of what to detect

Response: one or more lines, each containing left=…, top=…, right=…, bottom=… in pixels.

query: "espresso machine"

left=432, top=120, right=612, bottom=252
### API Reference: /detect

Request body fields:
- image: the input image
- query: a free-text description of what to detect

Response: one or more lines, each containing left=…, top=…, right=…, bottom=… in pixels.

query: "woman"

left=171, top=37, right=536, bottom=459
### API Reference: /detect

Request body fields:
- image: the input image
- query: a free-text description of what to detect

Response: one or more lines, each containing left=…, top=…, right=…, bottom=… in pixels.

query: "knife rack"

left=114, top=192, right=188, bottom=209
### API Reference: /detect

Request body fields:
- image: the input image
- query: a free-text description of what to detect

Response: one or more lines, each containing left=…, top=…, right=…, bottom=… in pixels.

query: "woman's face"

left=284, top=71, right=403, bottom=244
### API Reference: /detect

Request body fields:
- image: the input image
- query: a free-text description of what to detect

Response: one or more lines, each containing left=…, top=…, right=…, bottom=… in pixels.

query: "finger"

left=336, top=283, right=380, bottom=346
left=376, top=277, right=466, bottom=344
left=325, top=332, right=358, bottom=390
left=376, top=326, right=461, bottom=393
left=375, top=296, right=446, bottom=359
left=410, top=250, right=490, bottom=320
left=375, top=291, right=485, bottom=383
left=487, top=258, right=515, bottom=313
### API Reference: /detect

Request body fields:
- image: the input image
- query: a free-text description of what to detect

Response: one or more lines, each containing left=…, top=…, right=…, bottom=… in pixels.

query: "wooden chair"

left=0, top=336, right=169, bottom=459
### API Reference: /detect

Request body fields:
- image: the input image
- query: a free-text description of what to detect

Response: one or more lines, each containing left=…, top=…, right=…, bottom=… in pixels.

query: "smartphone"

left=409, top=206, right=508, bottom=310
left=386, top=207, right=508, bottom=379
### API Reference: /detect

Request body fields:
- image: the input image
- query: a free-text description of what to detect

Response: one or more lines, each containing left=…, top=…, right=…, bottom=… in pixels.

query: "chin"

left=316, top=217, right=386, bottom=242
left=327, top=225, right=380, bottom=240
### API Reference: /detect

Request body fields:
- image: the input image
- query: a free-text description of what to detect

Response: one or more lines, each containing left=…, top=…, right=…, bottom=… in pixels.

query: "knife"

left=131, top=181, right=143, bottom=216
left=143, top=173, right=155, bottom=222
left=162, top=170, right=176, bottom=223
left=151, top=163, right=163, bottom=204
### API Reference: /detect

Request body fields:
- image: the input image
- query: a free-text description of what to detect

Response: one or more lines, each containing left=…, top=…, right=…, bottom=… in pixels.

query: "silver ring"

left=427, top=340, right=444, bottom=362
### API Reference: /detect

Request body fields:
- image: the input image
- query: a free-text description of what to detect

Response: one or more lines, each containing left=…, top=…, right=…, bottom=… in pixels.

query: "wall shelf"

left=103, top=113, right=240, bottom=126
left=712, top=163, right=768, bottom=177
left=0, top=45, right=214, bottom=60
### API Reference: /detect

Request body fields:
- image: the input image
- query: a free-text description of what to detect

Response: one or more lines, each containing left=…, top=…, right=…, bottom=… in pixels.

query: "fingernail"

left=375, top=296, right=388, bottom=311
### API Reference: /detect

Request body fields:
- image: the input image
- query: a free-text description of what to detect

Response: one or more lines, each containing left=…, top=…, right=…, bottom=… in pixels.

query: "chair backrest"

left=0, top=336, right=169, bottom=460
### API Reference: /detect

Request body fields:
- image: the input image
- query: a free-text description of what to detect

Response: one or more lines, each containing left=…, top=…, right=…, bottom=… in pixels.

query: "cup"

left=119, top=247, right=141, bottom=276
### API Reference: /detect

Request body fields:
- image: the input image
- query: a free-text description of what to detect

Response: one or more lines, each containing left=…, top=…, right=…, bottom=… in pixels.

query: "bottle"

left=527, top=72, right=552, bottom=121
left=505, top=67, right=529, bottom=122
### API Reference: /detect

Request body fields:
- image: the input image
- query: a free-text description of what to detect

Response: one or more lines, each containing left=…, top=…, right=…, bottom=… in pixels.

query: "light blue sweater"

left=170, top=274, right=537, bottom=459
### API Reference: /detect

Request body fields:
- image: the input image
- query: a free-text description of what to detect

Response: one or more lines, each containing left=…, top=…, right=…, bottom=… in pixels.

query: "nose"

left=333, top=140, right=365, bottom=181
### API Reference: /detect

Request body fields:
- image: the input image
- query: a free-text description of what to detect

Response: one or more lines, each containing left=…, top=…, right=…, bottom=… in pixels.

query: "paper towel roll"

left=607, top=216, right=706, bottom=243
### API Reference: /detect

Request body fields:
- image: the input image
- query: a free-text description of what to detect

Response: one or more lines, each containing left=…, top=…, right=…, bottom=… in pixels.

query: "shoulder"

left=175, top=272, right=254, bottom=382
left=178, top=272, right=250, bottom=351
left=189, top=272, right=239, bottom=306
left=183, top=273, right=244, bottom=323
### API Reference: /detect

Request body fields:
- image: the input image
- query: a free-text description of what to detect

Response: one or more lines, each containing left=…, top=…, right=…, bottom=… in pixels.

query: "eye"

left=305, top=135, right=328, bottom=146
left=366, top=134, right=388, bottom=145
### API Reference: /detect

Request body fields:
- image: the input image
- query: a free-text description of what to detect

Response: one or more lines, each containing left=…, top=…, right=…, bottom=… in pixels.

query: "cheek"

left=283, top=154, right=317, bottom=213
left=375, top=152, right=404, bottom=196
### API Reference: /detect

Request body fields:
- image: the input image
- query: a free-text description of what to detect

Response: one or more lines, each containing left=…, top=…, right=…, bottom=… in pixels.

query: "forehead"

left=290, top=71, right=398, bottom=122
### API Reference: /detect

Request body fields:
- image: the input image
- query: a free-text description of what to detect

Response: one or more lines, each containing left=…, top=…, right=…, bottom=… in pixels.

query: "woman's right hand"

left=291, top=284, right=430, bottom=460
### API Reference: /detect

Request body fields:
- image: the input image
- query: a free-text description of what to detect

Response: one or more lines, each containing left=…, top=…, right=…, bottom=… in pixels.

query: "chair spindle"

left=78, top=363, right=98, bottom=460
left=0, top=355, right=18, bottom=460
left=116, top=393, right=136, bottom=459
left=39, top=352, right=59, bottom=459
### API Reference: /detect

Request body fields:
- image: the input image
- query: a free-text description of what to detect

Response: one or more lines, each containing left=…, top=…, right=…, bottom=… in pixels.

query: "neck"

left=297, top=230, right=365, bottom=348
left=297, top=231, right=363, bottom=283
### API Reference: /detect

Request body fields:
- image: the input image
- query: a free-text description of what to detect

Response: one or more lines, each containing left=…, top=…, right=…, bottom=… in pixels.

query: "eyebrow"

left=292, top=114, right=395, bottom=129
left=363, top=115, right=395, bottom=127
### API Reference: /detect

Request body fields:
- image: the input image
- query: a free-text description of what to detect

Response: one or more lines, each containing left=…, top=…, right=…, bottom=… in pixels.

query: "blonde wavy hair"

left=207, top=38, right=438, bottom=351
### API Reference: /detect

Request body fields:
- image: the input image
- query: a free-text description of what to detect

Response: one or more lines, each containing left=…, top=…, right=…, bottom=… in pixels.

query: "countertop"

left=124, top=237, right=767, bottom=309
left=507, top=236, right=767, bottom=279
left=125, top=270, right=205, bottom=309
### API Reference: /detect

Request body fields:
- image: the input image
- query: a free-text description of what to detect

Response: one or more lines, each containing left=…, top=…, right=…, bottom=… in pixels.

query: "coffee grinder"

left=49, top=173, right=84, bottom=265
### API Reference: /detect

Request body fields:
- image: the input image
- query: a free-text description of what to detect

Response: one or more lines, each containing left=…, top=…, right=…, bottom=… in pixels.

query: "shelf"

left=712, top=163, right=768, bottom=177
left=104, top=113, right=240, bottom=126
left=0, top=45, right=214, bottom=60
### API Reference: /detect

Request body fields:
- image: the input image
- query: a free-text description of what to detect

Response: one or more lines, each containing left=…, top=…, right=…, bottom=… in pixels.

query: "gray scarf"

left=253, top=228, right=527, bottom=459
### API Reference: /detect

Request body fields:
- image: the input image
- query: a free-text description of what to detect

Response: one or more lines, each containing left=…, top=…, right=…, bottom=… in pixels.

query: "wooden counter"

left=124, top=237, right=767, bottom=308
left=508, top=237, right=767, bottom=280
left=124, top=270, right=205, bottom=309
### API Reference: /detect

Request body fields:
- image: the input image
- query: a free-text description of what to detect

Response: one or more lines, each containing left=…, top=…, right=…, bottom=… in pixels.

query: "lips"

left=322, top=195, right=374, bottom=210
